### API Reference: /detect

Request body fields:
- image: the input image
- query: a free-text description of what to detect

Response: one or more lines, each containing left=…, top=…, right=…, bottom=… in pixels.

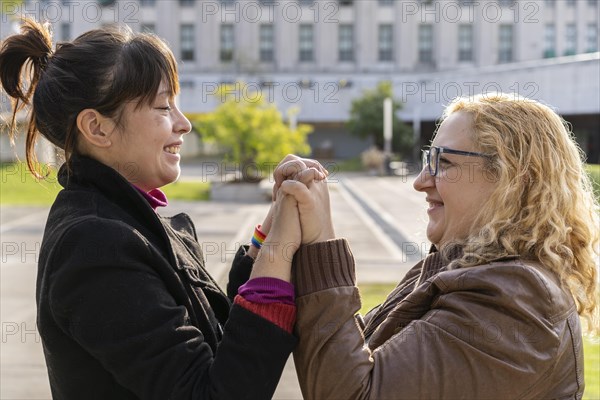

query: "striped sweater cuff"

left=292, top=238, right=356, bottom=297
left=234, top=295, right=296, bottom=333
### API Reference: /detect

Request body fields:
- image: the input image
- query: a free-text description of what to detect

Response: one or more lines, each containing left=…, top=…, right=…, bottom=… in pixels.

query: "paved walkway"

left=0, top=171, right=429, bottom=399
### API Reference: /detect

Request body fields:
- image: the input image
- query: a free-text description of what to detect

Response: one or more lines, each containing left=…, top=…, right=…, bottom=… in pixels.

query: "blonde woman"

left=271, top=93, right=598, bottom=399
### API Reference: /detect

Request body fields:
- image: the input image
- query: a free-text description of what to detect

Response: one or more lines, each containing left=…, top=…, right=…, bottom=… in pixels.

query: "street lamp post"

left=383, top=97, right=393, bottom=175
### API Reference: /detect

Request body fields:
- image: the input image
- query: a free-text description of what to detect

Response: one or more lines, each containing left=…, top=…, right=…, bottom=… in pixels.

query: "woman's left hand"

left=249, top=189, right=301, bottom=282
left=246, top=202, right=275, bottom=260
left=272, top=154, right=328, bottom=200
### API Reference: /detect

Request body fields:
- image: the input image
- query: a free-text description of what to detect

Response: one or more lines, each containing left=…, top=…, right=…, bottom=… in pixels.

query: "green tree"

left=347, top=81, right=413, bottom=155
left=192, top=83, right=312, bottom=182
left=1, top=0, right=22, bottom=16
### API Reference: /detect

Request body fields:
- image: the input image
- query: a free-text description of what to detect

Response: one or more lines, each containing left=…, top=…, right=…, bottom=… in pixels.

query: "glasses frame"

left=421, top=146, right=489, bottom=177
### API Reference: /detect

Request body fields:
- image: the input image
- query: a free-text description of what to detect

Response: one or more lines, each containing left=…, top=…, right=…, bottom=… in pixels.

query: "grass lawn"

left=162, top=179, right=210, bottom=201
left=0, top=162, right=210, bottom=205
left=0, top=162, right=62, bottom=205
left=358, top=283, right=600, bottom=399
left=584, top=336, right=600, bottom=399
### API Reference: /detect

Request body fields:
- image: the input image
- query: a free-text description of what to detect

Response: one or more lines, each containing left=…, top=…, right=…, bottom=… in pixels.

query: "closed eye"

left=438, top=157, right=452, bottom=166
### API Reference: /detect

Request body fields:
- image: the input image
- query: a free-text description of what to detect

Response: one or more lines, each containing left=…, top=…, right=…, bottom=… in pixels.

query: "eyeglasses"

left=421, top=146, right=489, bottom=177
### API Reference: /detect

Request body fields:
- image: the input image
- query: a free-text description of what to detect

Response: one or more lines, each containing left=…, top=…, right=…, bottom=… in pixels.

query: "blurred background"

left=1, top=1, right=599, bottom=399
left=1, top=0, right=599, bottom=170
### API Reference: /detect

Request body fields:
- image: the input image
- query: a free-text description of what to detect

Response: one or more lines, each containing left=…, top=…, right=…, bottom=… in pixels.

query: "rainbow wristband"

left=250, top=224, right=267, bottom=249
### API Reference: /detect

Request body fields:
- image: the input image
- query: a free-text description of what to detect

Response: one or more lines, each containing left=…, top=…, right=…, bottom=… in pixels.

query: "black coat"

left=36, top=155, right=296, bottom=399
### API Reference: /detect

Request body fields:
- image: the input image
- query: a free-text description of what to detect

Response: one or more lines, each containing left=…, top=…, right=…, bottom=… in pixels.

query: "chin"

left=161, top=170, right=181, bottom=186
left=426, top=228, right=441, bottom=247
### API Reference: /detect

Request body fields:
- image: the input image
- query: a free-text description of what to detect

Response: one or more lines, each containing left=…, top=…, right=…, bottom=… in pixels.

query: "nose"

left=413, top=165, right=435, bottom=192
left=174, top=105, right=192, bottom=135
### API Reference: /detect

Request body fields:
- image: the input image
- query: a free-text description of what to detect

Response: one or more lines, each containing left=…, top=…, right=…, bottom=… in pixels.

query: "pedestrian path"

left=0, top=172, right=430, bottom=399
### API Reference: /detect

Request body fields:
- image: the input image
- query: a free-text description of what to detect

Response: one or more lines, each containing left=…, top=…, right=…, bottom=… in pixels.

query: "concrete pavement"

left=0, top=172, right=429, bottom=399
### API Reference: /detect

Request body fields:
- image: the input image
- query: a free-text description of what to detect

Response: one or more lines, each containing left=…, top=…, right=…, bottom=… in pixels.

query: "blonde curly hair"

left=443, top=93, right=599, bottom=324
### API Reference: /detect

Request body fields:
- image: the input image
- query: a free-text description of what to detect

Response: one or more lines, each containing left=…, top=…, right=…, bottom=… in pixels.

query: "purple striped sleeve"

left=238, top=277, right=295, bottom=306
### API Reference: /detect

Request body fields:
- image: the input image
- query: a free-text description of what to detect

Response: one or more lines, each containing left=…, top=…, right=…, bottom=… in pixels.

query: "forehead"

left=432, top=111, right=475, bottom=150
left=156, top=81, right=172, bottom=97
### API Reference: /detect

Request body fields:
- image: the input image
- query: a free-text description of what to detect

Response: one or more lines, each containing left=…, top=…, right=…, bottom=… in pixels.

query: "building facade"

left=2, top=0, right=600, bottom=161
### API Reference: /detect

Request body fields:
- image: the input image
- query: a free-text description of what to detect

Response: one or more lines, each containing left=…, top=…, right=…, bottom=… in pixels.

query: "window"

left=338, top=24, right=354, bottom=61
left=60, top=23, right=70, bottom=41
left=378, top=0, right=394, bottom=6
left=140, top=0, right=155, bottom=6
left=543, top=24, right=555, bottom=58
left=588, top=0, right=599, bottom=6
left=260, top=24, right=274, bottom=62
left=299, top=24, right=314, bottom=62
left=498, top=0, right=514, bottom=6
left=458, top=24, right=473, bottom=62
left=418, top=24, right=433, bottom=64
left=544, top=0, right=555, bottom=7
left=299, top=0, right=314, bottom=5
left=566, top=0, right=576, bottom=7
left=498, top=25, right=513, bottom=63
left=565, top=23, right=577, bottom=55
left=179, top=0, right=194, bottom=6
left=586, top=23, right=598, bottom=52
left=339, top=0, right=354, bottom=6
left=378, top=24, right=393, bottom=61
left=220, top=24, right=234, bottom=62
left=180, top=24, right=195, bottom=61
left=141, top=23, right=155, bottom=34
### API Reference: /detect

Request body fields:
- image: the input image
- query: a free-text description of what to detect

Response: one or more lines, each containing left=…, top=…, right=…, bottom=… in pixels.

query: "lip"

left=426, top=197, right=444, bottom=213
left=163, top=140, right=183, bottom=157
left=165, top=140, right=183, bottom=148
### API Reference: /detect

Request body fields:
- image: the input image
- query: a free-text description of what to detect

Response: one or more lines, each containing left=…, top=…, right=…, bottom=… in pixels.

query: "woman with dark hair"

left=0, top=19, right=322, bottom=399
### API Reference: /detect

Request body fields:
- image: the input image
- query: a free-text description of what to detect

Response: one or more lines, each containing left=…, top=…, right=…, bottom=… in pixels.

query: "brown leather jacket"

left=292, top=239, right=584, bottom=400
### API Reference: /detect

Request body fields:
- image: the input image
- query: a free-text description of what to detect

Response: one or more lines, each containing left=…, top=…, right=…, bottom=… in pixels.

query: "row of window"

left=545, top=0, right=599, bottom=7
left=136, top=0, right=599, bottom=7
left=544, top=23, right=599, bottom=57
left=155, top=23, right=597, bottom=64
left=140, top=0, right=312, bottom=6
left=59, top=20, right=597, bottom=64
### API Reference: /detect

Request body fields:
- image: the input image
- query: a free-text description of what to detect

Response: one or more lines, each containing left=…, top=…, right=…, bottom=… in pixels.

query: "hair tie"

left=38, top=53, right=50, bottom=71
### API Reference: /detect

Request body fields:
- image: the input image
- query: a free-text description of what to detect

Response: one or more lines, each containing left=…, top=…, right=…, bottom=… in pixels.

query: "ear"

left=76, top=109, right=116, bottom=148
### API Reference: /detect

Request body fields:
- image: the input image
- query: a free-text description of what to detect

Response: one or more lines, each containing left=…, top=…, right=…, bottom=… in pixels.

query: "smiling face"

left=106, top=82, right=192, bottom=191
left=413, top=111, right=496, bottom=249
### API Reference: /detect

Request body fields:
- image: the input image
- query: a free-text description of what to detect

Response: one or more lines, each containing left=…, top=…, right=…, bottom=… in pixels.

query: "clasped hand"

left=267, top=155, right=335, bottom=251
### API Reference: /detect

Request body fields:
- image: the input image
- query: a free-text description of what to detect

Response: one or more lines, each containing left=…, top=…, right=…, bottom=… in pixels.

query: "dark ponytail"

left=0, top=17, right=180, bottom=178
left=0, top=19, right=53, bottom=177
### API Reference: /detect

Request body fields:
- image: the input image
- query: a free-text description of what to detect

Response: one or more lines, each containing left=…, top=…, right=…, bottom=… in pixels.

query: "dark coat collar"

left=57, top=154, right=178, bottom=268
left=58, top=154, right=229, bottom=321
left=58, top=154, right=159, bottom=224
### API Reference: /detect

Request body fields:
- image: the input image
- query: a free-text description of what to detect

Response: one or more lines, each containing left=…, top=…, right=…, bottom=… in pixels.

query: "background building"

left=2, top=0, right=599, bottom=162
